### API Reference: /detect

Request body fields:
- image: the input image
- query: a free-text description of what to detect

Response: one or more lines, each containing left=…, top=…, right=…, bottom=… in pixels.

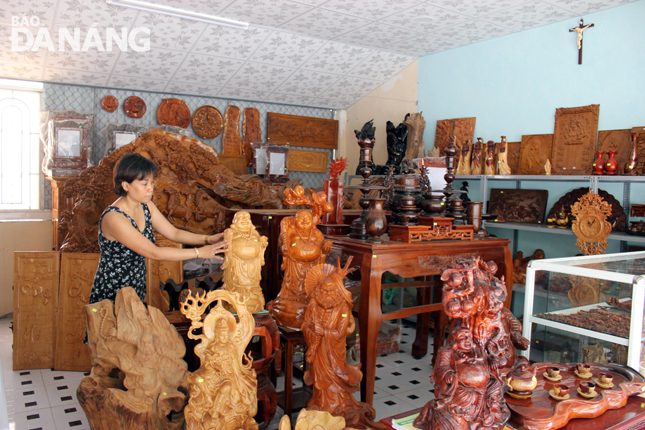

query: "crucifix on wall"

left=569, top=18, right=594, bottom=65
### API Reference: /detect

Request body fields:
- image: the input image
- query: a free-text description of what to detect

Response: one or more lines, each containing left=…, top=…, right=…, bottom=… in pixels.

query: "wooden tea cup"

left=553, top=384, right=569, bottom=397
left=577, top=363, right=591, bottom=374
left=579, top=381, right=596, bottom=394
left=598, top=372, right=613, bottom=384
left=547, top=367, right=560, bottom=378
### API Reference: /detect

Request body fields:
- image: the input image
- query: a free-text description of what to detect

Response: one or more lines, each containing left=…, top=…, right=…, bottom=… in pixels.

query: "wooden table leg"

left=359, top=254, right=381, bottom=406
left=412, top=281, right=430, bottom=358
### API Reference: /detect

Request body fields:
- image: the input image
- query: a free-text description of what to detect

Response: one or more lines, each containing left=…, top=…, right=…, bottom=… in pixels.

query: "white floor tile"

left=50, top=403, right=90, bottom=430
left=44, top=384, right=80, bottom=408
left=41, top=369, right=85, bottom=387
left=372, top=395, right=417, bottom=421
left=3, top=369, right=45, bottom=391
left=5, top=384, right=51, bottom=413
left=393, top=390, right=435, bottom=409
left=7, top=406, right=57, bottom=430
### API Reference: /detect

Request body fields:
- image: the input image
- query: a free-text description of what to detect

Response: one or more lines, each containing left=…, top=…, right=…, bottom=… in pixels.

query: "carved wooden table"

left=327, top=235, right=513, bottom=406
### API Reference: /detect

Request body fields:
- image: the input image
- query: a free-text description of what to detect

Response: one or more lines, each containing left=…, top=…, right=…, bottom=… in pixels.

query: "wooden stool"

left=277, top=325, right=312, bottom=418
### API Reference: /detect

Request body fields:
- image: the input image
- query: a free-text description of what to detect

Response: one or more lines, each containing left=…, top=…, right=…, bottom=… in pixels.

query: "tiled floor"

left=0, top=319, right=434, bottom=429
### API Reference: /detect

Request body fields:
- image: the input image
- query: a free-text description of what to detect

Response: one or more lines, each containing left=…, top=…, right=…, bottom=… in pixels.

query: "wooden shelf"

left=484, top=221, right=645, bottom=244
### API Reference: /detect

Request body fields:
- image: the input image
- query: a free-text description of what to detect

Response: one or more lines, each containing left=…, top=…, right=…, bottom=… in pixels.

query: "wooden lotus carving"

left=267, top=186, right=333, bottom=328
left=59, top=129, right=297, bottom=253
left=78, top=287, right=189, bottom=430
left=552, top=104, right=600, bottom=175
left=414, top=257, right=528, bottom=430
left=192, top=106, right=224, bottom=140
left=157, top=98, right=191, bottom=128
left=243, top=107, right=261, bottom=167
left=221, top=211, right=269, bottom=314
left=571, top=190, right=612, bottom=255
left=223, top=105, right=242, bottom=155
left=302, top=258, right=383, bottom=430
left=180, top=289, right=258, bottom=430
left=518, top=134, right=554, bottom=175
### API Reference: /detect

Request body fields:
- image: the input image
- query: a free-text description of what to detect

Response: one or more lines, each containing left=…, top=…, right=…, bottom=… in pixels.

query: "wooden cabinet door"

left=13, top=252, right=60, bottom=370
left=55, top=253, right=99, bottom=371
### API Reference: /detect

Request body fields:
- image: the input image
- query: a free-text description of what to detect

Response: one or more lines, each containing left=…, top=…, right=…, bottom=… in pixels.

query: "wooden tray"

left=507, top=363, right=645, bottom=430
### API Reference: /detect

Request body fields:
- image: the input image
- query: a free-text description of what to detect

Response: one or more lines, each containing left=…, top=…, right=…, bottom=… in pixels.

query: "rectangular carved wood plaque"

left=507, top=141, right=521, bottom=174
left=288, top=149, right=329, bottom=172
left=267, top=113, right=338, bottom=150
left=14, top=252, right=60, bottom=370
left=218, top=154, right=248, bottom=175
left=597, top=129, right=632, bottom=175
left=488, top=189, right=549, bottom=224
left=518, top=134, right=554, bottom=175
left=433, top=117, right=476, bottom=164
left=552, top=104, right=600, bottom=175
left=56, top=253, right=99, bottom=371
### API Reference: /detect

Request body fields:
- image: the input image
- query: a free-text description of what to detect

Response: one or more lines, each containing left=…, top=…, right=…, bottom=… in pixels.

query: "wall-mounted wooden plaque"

left=597, top=129, right=631, bottom=175
left=218, top=154, right=248, bottom=175
left=13, top=252, right=60, bottom=370
left=267, top=113, right=338, bottom=150
left=507, top=141, right=521, bottom=174
left=222, top=105, right=242, bottom=155
left=488, top=189, right=549, bottom=224
left=56, top=253, right=98, bottom=371
left=288, top=149, right=329, bottom=173
left=242, top=108, right=261, bottom=167
left=632, top=127, right=645, bottom=175
left=518, top=134, right=554, bottom=175
left=433, top=117, right=476, bottom=163
left=552, top=104, right=600, bottom=175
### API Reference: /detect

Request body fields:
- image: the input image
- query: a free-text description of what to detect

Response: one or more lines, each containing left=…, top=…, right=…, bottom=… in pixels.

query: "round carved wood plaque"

left=101, top=95, right=118, bottom=112
left=123, top=96, right=147, bottom=118
left=192, top=105, right=224, bottom=139
left=157, top=98, right=191, bottom=128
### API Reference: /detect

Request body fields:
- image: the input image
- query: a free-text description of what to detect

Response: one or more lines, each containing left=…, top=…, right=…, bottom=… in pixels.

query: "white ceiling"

left=0, top=0, right=633, bottom=109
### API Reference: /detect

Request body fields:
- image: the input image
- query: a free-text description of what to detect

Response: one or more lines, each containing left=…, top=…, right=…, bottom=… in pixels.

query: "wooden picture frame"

left=266, top=145, right=289, bottom=181
left=252, top=142, right=268, bottom=177
left=55, top=128, right=82, bottom=158
left=42, top=111, right=93, bottom=175
left=488, top=189, right=549, bottom=224
left=552, top=104, right=600, bottom=175
left=267, top=113, right=338, bottom=150
left=517, top=134, right=554, bottom=175
left=113, top=131, right=138, bottom=150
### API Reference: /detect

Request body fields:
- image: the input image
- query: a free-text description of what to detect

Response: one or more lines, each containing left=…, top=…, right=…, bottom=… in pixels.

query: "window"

left=0, top=79, right=42, bottom=210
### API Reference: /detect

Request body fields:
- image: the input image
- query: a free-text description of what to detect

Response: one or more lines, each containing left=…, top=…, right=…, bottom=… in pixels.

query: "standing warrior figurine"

left=221, top=211, right=268, bottom=314
left=302, top=257, right=384, bottom=430
left=497, top=136, right=512, bottom=175
left=471, top=138, right=484, bottom=175
left=267, top=186, right=333, bottom=328
left=484, top=140, right=497, bottom=175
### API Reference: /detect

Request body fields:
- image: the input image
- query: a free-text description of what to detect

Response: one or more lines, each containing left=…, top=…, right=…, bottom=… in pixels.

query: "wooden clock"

left=571, top=189, right=613, bottom=255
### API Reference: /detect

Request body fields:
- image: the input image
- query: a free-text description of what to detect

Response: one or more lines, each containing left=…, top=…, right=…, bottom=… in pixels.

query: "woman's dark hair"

left=113, top=153, right=158, bottom=196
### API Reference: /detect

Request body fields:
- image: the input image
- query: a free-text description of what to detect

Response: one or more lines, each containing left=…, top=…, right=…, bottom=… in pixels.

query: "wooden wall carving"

left=13, top=252, right=60, bottom=370
left=632, top=127, right=645, bottom=175
left=243, top=108, right=261, bottom=167
left=192, top=105, right=224, bottom=140
left=289, top=149, right=329, bottom=173
left=267, top=113, right=338, bottom=150
left=223, top=105, right=242, bottom=155
left=59, top=129, right=297, bottom=253
left=552, top=104, right=600, bottom=175
left=55, top=253, right=98, bottom=372
left=507, top=141, right=521, bottom=174
left=545, top=187, right=627, bottom=231
left=517, top=134, right=553, bottom=175
left=79, top=287, right=189, bottom=430
left=597, top=129, right=631, bottom=175
left=433, top=117, right=475, bottom=164
left=488, top=189, right=548, bottom=224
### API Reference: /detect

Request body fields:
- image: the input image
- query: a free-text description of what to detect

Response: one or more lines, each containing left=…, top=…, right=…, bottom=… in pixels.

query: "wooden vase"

left=366, top=198, right=387, bottom=242
left=592, top=151, right=605, bottom=175
left=605, top=150, right=618, bottom=175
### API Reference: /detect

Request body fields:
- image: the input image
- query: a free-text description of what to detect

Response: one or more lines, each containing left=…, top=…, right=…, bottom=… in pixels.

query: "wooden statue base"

left=317, top=224, right=351, bottom=236
left=389, top=223, right=474, bottom=243
left=506, top=363, right=645, bottom=430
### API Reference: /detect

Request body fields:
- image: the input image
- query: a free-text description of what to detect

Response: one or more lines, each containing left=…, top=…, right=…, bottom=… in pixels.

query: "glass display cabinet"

left=521, top=251, right=645, bottom=373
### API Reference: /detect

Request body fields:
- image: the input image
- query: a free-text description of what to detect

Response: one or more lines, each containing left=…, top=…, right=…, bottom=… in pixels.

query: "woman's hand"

left=206, top=232, right=225, bottom=245
left=199, top=239, right=228, bottom=261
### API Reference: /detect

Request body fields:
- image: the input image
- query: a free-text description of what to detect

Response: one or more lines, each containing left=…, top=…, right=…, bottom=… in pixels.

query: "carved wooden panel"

left=288, top=149, right=329, bottom=173
left=267, top=113, right=338, bottom=150
left=218, top=154, right=248, bottom=175
left=13, top=252, right=60, bottom=370
left=633, top=127, right=645, bottom=175
left=146, top=235, right=182, bottom=311
left=597, top=129, right=631, bottom=175
left=222, top=105, right=242, bottom=155
left=433, top=117, right=475, bottom=164
left=242, top=108, right=261, bottom=167
left=552, top=104, right=600, bottom=175
left=518, top=134, right=554, bottom=175
left=56, top=253, right=98, bottom=371
left=507, top=141, right=521, bottom=174
left=488, top=189, right=549, bottom=224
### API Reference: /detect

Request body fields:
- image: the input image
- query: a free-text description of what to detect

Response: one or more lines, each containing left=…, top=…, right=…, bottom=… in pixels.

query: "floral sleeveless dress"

left=89, top=204, right=155, bottom=303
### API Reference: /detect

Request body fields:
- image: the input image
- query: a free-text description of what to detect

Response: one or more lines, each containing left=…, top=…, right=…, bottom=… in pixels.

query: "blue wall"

left=417, top=0, right=645, bottom=260
left=418, top=0, right=645, bottom=146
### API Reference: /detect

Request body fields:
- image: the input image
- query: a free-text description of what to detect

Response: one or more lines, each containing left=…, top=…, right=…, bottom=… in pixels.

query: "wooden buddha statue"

left=221, top=211, right=268, bottom=314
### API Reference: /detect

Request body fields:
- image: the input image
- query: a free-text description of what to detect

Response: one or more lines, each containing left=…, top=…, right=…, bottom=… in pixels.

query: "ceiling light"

left=106, top=0, right=249, bottom=30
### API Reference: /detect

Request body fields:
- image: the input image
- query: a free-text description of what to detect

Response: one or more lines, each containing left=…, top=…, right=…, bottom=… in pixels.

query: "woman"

left=90, top=153, right=228, bottom=305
